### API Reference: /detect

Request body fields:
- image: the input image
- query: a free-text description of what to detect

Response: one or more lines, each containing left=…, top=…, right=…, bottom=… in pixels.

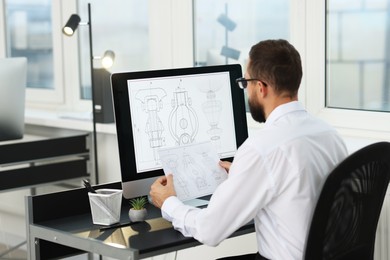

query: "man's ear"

left=259, top=81, right=268, bottom=98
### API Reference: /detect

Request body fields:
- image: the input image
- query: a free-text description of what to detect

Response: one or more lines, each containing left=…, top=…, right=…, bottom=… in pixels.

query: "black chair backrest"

left=304, top=142, right=390, bottom=260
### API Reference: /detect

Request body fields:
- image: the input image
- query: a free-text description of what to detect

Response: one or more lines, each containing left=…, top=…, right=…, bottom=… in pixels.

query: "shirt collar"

left=264, top=101, right=306, bottom=126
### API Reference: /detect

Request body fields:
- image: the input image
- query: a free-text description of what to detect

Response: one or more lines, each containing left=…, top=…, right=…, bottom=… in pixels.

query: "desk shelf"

left=0, top=125, right=91, bottom=192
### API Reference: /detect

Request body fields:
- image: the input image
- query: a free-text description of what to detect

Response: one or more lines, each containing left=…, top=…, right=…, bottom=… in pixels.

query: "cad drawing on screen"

left=128, top=74, right=235, bottom=173
left=169, top=79, right=199, bottom=146
left=134, top=82, right=167, bottom=161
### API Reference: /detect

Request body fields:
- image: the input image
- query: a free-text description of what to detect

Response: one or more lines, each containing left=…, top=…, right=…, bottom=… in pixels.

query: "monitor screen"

left=0, top=57, right=27, bottom=142
left=111, top=64, right=248, bottom=199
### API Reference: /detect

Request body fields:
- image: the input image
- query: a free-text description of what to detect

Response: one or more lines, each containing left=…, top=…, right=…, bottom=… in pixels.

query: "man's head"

left=245, top=39, right=302, bottom=123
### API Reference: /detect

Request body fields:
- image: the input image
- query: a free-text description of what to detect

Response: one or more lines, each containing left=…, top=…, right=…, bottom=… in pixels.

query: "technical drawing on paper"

left=169, top=79, right=199, bottom=145
left=159, top=153, right=191, bottom=198
left=158, top=141, right=227, bottom=201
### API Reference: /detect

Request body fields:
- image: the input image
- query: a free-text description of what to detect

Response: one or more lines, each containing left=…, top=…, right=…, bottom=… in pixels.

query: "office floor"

left=0, top=243, right=99, bottom=260
left=0, top=242, right=26, bottom=260
left=0, top=230, right=26, bottom=260
left=0, top=236, right=93, bottom=260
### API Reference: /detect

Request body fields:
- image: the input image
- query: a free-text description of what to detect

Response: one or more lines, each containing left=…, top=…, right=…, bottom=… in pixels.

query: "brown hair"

left=248, top=39, right=302, bottom=97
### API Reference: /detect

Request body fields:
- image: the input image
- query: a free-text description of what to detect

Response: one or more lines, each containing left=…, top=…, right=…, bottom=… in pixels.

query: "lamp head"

left=62, top=14, right=81, bottom=36
left=101, top=50, right=115, bottom=69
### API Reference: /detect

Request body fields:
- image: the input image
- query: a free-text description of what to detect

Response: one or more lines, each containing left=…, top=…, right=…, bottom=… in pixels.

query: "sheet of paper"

left=158, top=141, right=227, bottom=201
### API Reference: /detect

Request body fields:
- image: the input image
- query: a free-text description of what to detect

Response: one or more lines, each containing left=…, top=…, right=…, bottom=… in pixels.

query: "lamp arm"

left=87, top=3, right=99, bottom=184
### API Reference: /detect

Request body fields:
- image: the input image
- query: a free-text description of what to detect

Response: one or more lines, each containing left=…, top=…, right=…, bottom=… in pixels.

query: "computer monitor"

left=0, top=57, right=27, bottom=142
left=111, top=64, right=248, bottom=199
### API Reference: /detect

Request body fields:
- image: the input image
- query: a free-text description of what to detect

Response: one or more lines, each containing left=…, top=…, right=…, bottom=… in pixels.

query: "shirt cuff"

left=161, top=196, right=183, bottom=222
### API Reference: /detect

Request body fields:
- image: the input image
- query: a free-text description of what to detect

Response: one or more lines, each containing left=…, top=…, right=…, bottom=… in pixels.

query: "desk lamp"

left=62, top=3, right=116, bottom=184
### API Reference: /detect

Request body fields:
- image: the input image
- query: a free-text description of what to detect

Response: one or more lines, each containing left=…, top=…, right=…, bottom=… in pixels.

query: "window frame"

left=2, top=0, right=66, bottom=105
left=28, top=0, right=64, bottom=104
left=305, top=0, right=390, bottom=140
left=27, top=0, right=194, bottom=112
left=0, top=1, right=5, bottom=57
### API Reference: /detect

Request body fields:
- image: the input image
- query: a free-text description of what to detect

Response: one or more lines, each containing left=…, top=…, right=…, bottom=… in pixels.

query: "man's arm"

left=149, top=145, right=274, bottom=247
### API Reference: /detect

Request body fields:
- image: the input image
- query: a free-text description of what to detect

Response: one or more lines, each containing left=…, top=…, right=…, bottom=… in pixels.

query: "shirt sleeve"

left=161, top=142, right=275, bottom=247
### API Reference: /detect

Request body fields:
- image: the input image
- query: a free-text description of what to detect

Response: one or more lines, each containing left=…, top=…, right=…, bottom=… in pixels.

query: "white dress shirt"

left=161, top=101, right=348, bottom=260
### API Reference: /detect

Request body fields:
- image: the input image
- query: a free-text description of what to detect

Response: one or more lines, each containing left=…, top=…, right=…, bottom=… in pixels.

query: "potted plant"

left=128, top=196, right=148, bottom=222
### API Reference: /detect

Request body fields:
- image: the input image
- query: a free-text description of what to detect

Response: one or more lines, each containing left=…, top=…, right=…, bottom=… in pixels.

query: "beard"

left=248, top=97, right=266, bottom=123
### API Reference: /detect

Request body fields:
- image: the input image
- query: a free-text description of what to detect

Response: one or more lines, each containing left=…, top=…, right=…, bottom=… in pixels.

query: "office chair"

left=303, top=141, right=390, bottom=260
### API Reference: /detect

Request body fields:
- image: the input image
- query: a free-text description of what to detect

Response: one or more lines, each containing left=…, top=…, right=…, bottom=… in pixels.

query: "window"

left=2, top=0, right=151, bottom=107
left=5, top=0, right=53, bottom=89
left=193, top=0, right=290, bottom=112
left=77, top=0, right=150, bottom=100
left=326, top=0, right=390, bottom=112
left=305, top=0, right=390, bottom=138
left=4, top=0, right=64, bottom=104
left=193, top=0, right=290, bottom=68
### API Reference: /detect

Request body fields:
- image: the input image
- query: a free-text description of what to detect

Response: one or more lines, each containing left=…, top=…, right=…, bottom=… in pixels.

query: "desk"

left=26, top=182, right=255, bottom=260
left=0, top=124, right=91, bottom=192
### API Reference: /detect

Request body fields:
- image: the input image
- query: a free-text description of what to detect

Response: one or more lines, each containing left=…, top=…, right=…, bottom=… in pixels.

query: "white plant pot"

left=129, top=208, right=147, bottom=222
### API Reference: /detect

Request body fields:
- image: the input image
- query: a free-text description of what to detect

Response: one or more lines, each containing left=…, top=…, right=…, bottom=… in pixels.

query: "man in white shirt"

left=150, top=39, right=348, bottom=260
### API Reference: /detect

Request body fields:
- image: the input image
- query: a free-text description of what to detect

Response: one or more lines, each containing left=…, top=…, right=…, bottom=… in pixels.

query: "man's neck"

left=265, top=96, right=298, bottom=119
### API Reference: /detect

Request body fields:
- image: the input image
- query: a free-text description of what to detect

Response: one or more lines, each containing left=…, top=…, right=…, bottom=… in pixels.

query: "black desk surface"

left=27, top=182, right=255, bottom=259
left=36, top=204, right=189, bottom=255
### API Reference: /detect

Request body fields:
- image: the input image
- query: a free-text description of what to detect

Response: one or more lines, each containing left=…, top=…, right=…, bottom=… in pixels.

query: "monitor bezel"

left=111, top=64, right=248, bottom=184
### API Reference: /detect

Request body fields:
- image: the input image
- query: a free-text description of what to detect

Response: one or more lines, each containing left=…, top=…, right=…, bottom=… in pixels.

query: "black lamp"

left=62, top=4, right=115, bottom=184
left=62, top=14, right=81, bottom=36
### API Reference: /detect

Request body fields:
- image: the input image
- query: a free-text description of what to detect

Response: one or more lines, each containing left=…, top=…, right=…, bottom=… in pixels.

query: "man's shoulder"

left=243, top=115, right=343, bottom=154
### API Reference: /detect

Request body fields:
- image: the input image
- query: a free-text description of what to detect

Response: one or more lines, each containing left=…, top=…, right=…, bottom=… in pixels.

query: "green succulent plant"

left=129, top=196, right=148, bottom=210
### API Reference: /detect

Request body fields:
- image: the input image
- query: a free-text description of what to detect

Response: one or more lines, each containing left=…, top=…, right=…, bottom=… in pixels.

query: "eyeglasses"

left=235, top=77, right=261, bottom=89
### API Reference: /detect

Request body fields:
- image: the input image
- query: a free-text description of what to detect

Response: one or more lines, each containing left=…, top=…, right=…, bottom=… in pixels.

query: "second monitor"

left=111, top=64, right=248, bottom=199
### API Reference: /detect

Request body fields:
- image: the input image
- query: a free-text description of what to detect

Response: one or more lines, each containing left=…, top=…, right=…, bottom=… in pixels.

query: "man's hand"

left=219, top=160, right=232, bottom=173
left=150, top=174, right=176, bottom=208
